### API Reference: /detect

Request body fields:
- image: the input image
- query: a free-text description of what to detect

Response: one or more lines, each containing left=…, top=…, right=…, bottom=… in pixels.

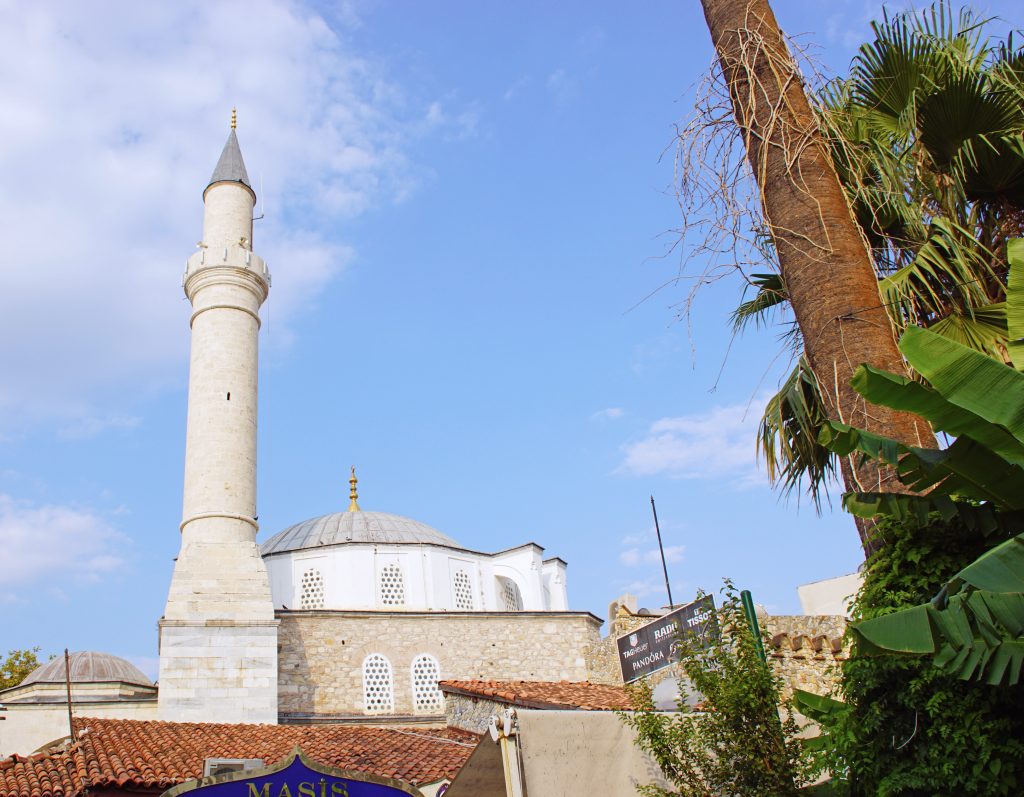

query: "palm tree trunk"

left=699, top=0, right=936, bottom=555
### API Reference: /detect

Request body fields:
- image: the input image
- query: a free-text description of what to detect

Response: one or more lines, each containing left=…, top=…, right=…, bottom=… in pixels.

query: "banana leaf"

left=820, top=423, right=1024, bottom=508
left=898, top=326, right=1024, bottom=444
left=850, top=363, right=1024, bottom=465
left=851, top=532, right=1024, bottom=685
left=792, top=689, right=847, bottom=756
left=1008, top=238, right=1024, bottom=370
left=841, top=492, right=1024, bottom=538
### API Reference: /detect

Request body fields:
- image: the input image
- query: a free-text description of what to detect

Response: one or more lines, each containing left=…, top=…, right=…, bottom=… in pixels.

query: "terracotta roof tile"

left=0, top=718, right=478, bottom=797
left=437, top=680, right=635, bottom=711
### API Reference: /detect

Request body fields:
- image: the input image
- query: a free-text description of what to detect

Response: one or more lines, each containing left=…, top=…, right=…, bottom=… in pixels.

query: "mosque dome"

left=261, top=510, right=460, bottom=556
left=22, top=652, right=152, bottom=687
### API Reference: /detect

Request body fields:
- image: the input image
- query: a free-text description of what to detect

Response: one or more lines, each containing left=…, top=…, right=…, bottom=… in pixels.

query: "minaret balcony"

left=184, top=246, right=271, bottom=286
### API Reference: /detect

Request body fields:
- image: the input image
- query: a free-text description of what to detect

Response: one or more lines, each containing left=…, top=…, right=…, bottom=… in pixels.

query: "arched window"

left=410, top=654, right=443, bottom=713
left=362, top=654, right=394, bottom=713
left=300, top=568, right=324, bottom=609
left=452, top=570, right=474, bottom=610
left=379, top=563, right=406, bottom=606
left=499, top=577, right=523, bottom=611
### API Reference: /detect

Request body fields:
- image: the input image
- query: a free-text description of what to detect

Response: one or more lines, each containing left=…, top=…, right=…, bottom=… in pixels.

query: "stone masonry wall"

left=277, top=611, right=603, bottom=718
left=764, top=615, right=847, bottom=698
left=443, top=693, right=505, bottom=734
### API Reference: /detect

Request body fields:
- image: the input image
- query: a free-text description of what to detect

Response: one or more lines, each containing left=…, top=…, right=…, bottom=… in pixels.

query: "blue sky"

left=1, top=0, right=1019, bottom=678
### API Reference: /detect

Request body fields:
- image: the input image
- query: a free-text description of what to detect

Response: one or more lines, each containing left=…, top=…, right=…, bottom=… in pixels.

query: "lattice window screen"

left=410, top=654, right=443, bottom=713
left=362, top=654, right=394, bottom=713
left=379, top=563, right=406, bottom=606
left=501, top=578, right=523, bottom=611
left=300, top=568, right=324, bottom=609
left=453, top=570, right=474, bottom=609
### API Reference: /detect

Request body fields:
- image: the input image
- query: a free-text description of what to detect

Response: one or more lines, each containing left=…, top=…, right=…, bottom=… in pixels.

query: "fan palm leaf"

left=741, top=3, right=1024, bottom=506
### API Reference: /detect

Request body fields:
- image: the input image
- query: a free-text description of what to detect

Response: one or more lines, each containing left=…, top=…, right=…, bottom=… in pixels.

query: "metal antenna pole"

left=64, top=648, right=76, bottom=743
left=650, top=495, right=674, bottom=610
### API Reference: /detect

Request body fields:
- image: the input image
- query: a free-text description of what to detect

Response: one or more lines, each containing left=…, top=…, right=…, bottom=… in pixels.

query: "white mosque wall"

left=541, top=559, right=569, bottom=611
left=265, top=542, right=567, bottom=613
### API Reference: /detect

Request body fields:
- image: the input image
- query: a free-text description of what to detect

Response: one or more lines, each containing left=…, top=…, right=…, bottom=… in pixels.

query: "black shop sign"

left=616, top=595, right=718, bottom=683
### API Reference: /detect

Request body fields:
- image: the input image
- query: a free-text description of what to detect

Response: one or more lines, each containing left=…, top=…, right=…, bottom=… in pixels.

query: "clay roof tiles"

left=437, top=679, right=635, bottom=711
left=0, top=718, right=478, bottom=797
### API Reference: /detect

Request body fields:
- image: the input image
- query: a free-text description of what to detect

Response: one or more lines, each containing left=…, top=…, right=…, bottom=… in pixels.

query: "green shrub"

left=816, top=513, right=1024, bottom=796
left=621, top=582, right=810, bottom=796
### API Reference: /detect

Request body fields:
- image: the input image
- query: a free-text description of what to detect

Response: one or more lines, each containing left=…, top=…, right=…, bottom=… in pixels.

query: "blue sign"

left=161, top=750, right=424, bottom=797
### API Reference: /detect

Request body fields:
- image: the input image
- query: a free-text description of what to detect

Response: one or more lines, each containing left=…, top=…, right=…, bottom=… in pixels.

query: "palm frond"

left=758, top=358, right=836, bottom=510
left=730, top=273, right=788, bottom=333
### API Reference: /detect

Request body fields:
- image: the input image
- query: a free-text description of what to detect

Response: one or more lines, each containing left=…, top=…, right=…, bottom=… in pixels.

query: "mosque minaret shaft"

left=158, top=114, right=278, bottom=724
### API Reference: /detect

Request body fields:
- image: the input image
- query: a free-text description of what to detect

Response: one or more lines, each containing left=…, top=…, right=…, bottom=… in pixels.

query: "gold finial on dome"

left=347, top=466, right=361, bottom=512
left=231, top=107, right=237, bottom=130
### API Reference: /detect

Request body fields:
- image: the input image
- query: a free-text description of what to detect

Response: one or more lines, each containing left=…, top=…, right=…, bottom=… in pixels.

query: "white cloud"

left=0, top=0, right=462, bottom=429
left=503, top=76, right=530, bottom=101
left=618, top=401, right=764, bottom=485
left=58, top=415, right=141, bottom=441
left=0, top=494, right=126, bottom=589
left=617, top=577, right=688, bottom=603
left=546, top=68, right=577, bottom=103
left=591, top=407, right=624, bottom=422
left=619, top=545, right=685, bottom=567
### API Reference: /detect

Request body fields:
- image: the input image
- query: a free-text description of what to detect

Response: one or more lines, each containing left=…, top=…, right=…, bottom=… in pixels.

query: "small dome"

left=261, top=511, right=460, bottom=555
left=22, top=652, right=152, bottom=687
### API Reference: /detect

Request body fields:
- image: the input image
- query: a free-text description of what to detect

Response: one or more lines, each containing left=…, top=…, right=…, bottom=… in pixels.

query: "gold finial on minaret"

left=348, top=466, right=361, bottom=512
left=231, top=107, right=237, bottom=130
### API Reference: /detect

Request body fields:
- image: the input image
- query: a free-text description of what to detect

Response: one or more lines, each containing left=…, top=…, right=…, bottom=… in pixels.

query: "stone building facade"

left=277, top=610, right=602, bottom=719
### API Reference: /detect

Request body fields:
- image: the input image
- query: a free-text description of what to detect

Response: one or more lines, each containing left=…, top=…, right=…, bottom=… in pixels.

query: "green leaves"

left=817, top=244, right=1024, bottom=685
left=621, top=585, right=811, bottom=795
left=852, top=535, right=1024, bottom=684
left=899, top=325, right=1024, bottom=443
left=759, top=358, right=836, bottom=508
left=1007, top=238, right=1024, bottom=369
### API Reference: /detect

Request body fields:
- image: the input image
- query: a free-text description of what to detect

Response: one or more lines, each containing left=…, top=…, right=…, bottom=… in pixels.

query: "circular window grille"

left=411, top=654, right=443, bottom=713
left=379, top=563, right=406, bottom=606
left=362, top=654, right=394, bottom=713
left=501, top=578, right=523, bottom=612
left=453, top=570, right=474, bottom=610
left=300, top=568, right=324, bottom=609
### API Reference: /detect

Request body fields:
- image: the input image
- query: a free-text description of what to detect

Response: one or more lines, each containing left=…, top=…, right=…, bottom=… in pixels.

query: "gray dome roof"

left=23, top=652, right=152, bottom=687
left=261, top=511, right=460, bottom=555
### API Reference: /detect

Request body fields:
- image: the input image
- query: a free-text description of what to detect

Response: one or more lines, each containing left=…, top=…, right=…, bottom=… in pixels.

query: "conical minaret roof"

left=207, top=128, right=252, bottom=192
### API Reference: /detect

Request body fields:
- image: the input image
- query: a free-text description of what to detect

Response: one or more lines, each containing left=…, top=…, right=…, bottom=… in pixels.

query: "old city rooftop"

left=0, top=718, right=478, bottom=797
left=438, top=680, right=635, bottom=711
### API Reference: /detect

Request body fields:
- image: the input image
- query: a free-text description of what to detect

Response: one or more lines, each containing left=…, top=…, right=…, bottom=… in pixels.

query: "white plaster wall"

left=798, top=572, right=862, bottom=617
left=265, top=543, right=573, bottom=614
left=493, top=547, right=544, bottom=609
left=476, top=558, right=497, bottom=610
left=292, top=554, right=328, bottom=608
left=0, top=700, right=157, bottom=757
left=447, top=556, right=478, bottom=609
left=541, top=560, right=568, bottom=610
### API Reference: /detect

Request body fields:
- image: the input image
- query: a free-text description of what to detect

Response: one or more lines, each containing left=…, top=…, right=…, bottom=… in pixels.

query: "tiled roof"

left=438, top=680, right=635, bottom=711
left=0, top=718, right=478, bottom=797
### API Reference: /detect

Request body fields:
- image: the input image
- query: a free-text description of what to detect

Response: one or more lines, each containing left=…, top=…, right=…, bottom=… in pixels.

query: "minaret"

left=158, top=112, right=278, bottom=723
